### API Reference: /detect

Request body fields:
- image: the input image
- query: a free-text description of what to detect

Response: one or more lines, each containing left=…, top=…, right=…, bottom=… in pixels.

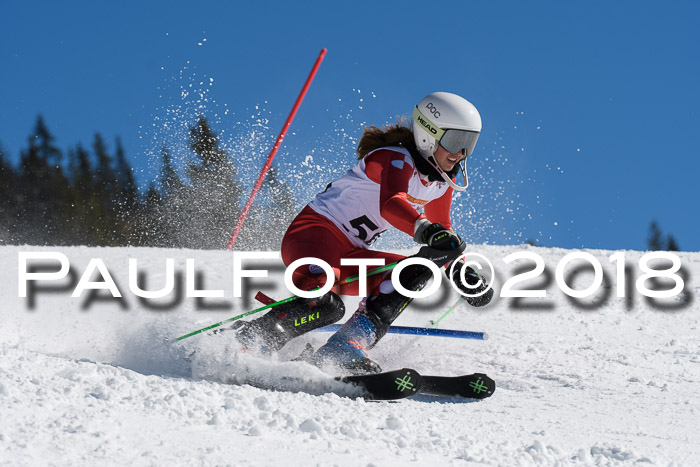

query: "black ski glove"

left=414, top=221, right=463, bottom=252
left=450, top=260, right=494, bottom=307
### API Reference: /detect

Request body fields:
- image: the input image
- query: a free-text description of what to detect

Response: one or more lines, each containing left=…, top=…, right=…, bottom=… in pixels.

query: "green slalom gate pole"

left=430, top=297, right=462, bottom=328
left=171, top=261, right=398, bottom=343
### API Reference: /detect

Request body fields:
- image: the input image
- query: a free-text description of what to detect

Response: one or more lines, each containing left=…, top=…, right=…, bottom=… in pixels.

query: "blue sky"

left=1, top=1, right=698, bottom=251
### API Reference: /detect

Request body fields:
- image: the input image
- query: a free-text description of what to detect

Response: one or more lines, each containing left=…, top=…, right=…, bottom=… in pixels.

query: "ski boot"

left=314, top=260, right=436, bottom=374
left=312, top=307, right=383, bottom=375
left=229, top=291, right=345, bottom=354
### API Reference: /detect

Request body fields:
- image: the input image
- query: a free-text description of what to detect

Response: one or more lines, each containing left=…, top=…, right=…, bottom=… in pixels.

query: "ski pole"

left=315, top=324, right=487, bottom=340
left=315, top=296, right=488, bottom=341
left=226, top=48, right=327, bottom=250
left=171, top=260, right=398, bottom=343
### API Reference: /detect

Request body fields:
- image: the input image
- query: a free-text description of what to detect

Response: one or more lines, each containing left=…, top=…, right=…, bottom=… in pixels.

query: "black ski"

left=338, top=368, right=422, bottom=400
left=420, top=372, right=495, bottom=399
left=337, top=370, right=494, bottom=400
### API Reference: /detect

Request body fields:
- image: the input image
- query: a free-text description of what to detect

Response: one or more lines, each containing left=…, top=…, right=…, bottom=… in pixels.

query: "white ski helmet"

left=412, top=92, right=482, bottom=191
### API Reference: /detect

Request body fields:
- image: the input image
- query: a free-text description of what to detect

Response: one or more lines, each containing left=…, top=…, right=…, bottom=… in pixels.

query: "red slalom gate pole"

left=226, top=48, right=327, bottom=250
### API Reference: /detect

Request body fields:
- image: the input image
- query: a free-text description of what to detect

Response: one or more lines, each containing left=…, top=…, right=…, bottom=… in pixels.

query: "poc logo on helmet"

left=426, top=102, right=441, bottom=118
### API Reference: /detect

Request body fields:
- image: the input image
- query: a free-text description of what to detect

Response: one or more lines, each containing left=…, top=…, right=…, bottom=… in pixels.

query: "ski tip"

left=482, top=332, right=489, bottom=340
left=467, top=373, right=495, bottom=399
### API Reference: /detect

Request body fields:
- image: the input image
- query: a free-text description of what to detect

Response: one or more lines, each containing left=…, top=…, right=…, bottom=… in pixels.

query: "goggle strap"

left=412, top=106, right=445, bottom=141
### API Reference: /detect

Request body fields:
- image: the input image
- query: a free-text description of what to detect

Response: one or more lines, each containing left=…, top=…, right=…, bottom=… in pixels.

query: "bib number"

left=348, top=215, right=383, bottom=245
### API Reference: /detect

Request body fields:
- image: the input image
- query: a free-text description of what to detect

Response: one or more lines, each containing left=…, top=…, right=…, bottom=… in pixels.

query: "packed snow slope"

left=0, top=244, right=698, bottom=466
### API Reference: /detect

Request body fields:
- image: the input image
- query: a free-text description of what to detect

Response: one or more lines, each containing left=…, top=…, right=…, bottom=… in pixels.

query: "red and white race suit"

left=282, top=147, right=455, bottom=295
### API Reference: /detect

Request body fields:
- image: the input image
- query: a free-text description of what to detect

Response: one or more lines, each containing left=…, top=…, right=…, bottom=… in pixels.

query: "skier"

left=233, top=92, right=494, bottom=374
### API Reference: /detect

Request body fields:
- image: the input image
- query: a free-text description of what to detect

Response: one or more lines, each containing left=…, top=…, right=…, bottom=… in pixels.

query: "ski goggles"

left=413, top=106, right=480, bottom=157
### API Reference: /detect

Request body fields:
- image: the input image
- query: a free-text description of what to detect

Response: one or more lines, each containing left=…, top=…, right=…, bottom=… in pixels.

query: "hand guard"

left=450, top=260, right=494, bottom=307
left=414, top=221, right=463, bottom=252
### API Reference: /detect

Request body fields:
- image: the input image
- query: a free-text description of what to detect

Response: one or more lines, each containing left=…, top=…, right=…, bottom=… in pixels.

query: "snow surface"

left=1, top=244, right=699, bottom=466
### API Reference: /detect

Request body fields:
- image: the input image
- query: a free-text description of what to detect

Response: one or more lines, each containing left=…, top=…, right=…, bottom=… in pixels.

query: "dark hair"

left=356, top=117, right=456, bottom=182
left=356, top=118, right=416, bottom=159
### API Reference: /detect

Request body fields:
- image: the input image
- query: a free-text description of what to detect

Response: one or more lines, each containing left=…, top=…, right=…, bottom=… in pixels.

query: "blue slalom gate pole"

left=315, top=324, right=488, bottom=341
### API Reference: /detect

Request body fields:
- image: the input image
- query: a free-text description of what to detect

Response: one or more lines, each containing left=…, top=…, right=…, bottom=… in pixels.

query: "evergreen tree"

left=93, top=133, right=117, bottom=197
left=114, top=137, right=137, bottom=207
left=17, top=125, right=46, bottom=243
left=20, top=120, right=48, bottom=189
left=70, top=143, right=94, bottom=193
left=0, top=142, right=17, bottom=244
left=37, top=117, right=72, bottom=242
left=34, top=115, right=62, bottom=167
left=143, top=145, right=183, bottom=247
left=90, top=133, right=131, bottom=245
left=0, top=141, right=13, bottom=189
left=160, top=145, right=183, bottom=197
left=647, top=221, right=663, bottom=251
left=647, top=220, right=681, bottom=252
left=137, top=182, right=166, bottom=247
left=17, top=116, right=72, bottom=245
left=66, top=143, right=101, bottom=245
left=146, top=183, right=163, bottom=207
left=666, top=235, right=680, bottom=251
left=3, top=115, right=299, bottom=249
left=244, top=164, right=297, bottom=250
left=113, top=138, right=138, bottom=244
left=177, top=117, right=243, bottom=249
